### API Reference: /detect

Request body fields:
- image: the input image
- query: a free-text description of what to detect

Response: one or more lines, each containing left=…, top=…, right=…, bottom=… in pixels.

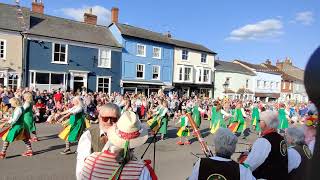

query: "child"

left=176, top=110, right=190, bottom=145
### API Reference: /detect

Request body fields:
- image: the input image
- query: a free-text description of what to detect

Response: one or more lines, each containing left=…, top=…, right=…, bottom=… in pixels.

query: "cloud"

left=61, top=5, right=111, bottom=25
left=226, top=19, right=283, bottom=41
left=294, top=11, right=314, bottom=25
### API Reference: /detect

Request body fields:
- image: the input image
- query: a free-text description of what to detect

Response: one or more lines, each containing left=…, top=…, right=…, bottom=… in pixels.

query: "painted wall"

left=121, top=36, right=174, bottom=84
left=254, top=72, right=281, bottom=94
left=0, top=31, right=22, bottom=72
left=214, top=71, right=255, bottom=99
left=173, top=47, right=215, bottom=83
left=26, top=39, right=121, bottom=92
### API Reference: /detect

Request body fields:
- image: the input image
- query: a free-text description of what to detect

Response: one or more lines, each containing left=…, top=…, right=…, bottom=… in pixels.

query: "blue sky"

left=3, top=0, right=319, bottom=69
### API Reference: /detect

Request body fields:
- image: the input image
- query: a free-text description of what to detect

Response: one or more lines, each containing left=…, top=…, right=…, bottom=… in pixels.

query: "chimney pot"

left=84, top=9, right=97, bottom=25
left=164, top=31, right=172, bottom=38
left=32, top=0, right=44, bottom=14
left=111, top=7, right=119, bottom=23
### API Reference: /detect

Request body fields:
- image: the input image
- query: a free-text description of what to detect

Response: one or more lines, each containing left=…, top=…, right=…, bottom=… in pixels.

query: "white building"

left=171, top=39, right=216, bottom=98
left=234, top=60, right=282, bottom=102
left=214, top=60, right=256, bottom=100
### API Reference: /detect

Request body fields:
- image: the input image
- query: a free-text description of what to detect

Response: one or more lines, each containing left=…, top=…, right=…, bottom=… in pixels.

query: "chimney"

left=164, top=31, right=172, bottom=38
left=265, top=59, right=272, bottom=65
left=111, top=7, right=119, bottom=23
left=84, top=8, right=97, bottom=25
left=32, top=0, right=44, bottom=14
left=284, top=57, right=293, bottom=65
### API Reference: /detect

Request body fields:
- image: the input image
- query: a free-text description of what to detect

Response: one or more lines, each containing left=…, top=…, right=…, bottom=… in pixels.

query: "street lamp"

left=223, top=81, right=229, bottom=97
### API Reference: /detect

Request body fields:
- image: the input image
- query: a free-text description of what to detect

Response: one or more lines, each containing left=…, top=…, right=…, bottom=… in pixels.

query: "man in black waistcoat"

left=244, top=110, right=289, bottom=180
left=75, top=103, right=120, bottom=180
left=189, top=128, right=256, bottom=180
left=287, top=127, right=312, bottom=180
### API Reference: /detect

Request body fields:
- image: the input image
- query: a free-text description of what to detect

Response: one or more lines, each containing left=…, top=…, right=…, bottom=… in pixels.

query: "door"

left=73, top=76, right=84, bottom=92
left=0, top=78, right=4, bottom=86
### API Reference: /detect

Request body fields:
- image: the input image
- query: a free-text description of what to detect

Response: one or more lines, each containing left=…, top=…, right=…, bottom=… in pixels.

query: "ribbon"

left=117, top=129, right=140, bottom=140
left=109, top=140, right=129, bottom=180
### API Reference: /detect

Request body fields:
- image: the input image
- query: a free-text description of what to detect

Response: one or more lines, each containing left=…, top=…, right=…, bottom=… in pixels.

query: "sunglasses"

left=100, top=116, right=118, bottom=123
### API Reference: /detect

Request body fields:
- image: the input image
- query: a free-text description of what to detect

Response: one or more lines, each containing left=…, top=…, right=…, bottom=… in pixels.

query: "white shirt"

left=8, top=107, right=23, bottom=124
left=308, top=139, right=315, bottom=154
left=244, top=138, right=271, bottom=171
left=23, top=102, right=31, bottom=110
left=76, top=129, right=105, bottom=180
left=68, top=105, right=83, bottom=114
left=288, top=147, right=301, bottom=173
left=189, top=156, right=256, bottom=180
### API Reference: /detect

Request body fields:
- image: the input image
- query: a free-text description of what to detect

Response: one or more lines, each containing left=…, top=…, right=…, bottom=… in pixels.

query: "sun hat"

left=107, top=111, right=148, bottom=149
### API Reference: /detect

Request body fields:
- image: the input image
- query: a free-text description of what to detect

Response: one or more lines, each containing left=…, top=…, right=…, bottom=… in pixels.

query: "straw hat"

left=107, top=111, right=148, bottom=149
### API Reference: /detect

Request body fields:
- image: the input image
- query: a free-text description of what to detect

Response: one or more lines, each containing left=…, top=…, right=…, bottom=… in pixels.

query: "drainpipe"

left=21, top=33, right=27, bottom=87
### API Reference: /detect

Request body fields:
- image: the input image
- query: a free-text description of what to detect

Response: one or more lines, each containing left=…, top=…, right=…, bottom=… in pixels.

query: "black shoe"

left=60, top=149, right=72, bottom=155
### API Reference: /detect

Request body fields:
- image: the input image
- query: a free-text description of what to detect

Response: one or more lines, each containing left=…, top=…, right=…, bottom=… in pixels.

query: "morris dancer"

left=209, top=104, right=217, bottom=129
left=176, top=109, right=190, bottom=145
left=251, top=104, right=261, bottom=134
left=23, top=92, right=38, bottom=142
left=147, top=99, right=169, bottom=140
left=58, top=96, right=89, bottom=155
left=278, top=103, right=289, bottom=132
left=229, top=102, right=247, bottom=136
left=192, top=100, right=202, bottom=128
left=0, top=98, right=33, bottom=158
left=211, top=104, right=231, bottom=134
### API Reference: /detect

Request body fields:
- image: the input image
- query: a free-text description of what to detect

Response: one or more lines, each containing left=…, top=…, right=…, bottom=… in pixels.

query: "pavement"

left=0, top=120, right=257, bottom=180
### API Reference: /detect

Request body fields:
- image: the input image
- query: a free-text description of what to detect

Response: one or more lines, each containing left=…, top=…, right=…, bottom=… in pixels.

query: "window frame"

left=152, top=65, right=161, bottom=80
left=136, top=64, right=145, bottom=79
left=8, top=74, right=18, bottom=90
left=136, top=44, right=146, bottom=57
left=178, top=66, right=183, bottom=81
left=182, top=49, right=189, bottom=60
left=201, top=53, right=207, bottom=64
left=246, top=79, right=249, bottom=89
left=96, top=76, right=111, bottom=95
left=51, top=42, right=68, bottom=64
left=202, top=69, right=210, bottom=83
left=0, top=39, right=6, bottom=60
left=184, top=67, right=192, bottom=82
left=29, top=70, right=66, bottom=90
left=152, top=47, right=161, bottom=59
left=98, top=48, right=112, bottom=68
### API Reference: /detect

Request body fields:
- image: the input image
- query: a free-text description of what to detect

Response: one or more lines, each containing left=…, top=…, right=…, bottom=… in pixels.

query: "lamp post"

left=223, top=81, right=229, bottom=97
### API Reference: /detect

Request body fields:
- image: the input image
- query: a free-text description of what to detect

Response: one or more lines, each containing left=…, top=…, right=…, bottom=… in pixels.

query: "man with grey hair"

left=76, top=103, right=121, bottom=180
left=189, top=128, right=256, bottom=180
left=244, top=110, right=288, bottom=180
left=287, top=127, right=312, bottom=180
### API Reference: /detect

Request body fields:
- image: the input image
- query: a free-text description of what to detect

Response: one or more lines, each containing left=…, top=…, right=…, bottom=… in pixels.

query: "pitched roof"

left=262, top=63, right=302, bottom=81
left=28, top=12, right=121, bottom=47
left=235, top=60, right=282, bottom=75
left=115, top=23, right=216, bottom=54
left=215, top=60, right=255, bottom=76
left=0, top=3, right=30, bottom=32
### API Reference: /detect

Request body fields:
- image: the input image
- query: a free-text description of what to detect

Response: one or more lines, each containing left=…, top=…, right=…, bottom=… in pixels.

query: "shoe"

left=0, top=152, right=6, bottom=159
left=176, top=141, right=184, bottom=145
left=30, top=137, right=39, bottom=142
left=21, top=151, right=33, bottom=157
left=184, top=141, right=191, bottom=145
left=60, top=149, right=72, bottom=155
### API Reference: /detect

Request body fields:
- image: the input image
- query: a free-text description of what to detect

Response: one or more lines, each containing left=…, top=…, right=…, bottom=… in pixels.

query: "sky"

left=2, top=0, right=319, bottom=69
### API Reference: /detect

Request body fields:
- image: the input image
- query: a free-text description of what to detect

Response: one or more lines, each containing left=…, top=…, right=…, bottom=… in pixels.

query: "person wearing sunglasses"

left=76, top=103, right=120, bottom=180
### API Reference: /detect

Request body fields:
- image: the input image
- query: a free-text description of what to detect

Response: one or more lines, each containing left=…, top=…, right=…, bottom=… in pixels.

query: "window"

left=152, top=47, right=161, bottom=59
left=8, top=75, right=18, bottom=90
left=98, top=49, right=111, bottom=68
left=136, top=64, right=144, bottom=78
left=179, top=67, right=183, bottom=81
left=152, top=66, right=160, bottom=80
left=184, top=67, right=192, bottom=81
left=182, top=49, right=188, bottom=60
left=246, top=79, right=249, bottom=88
left=257, top=80, right=260, bottom=88
left=203, top=69, right=210, bottom=83
left=30, top=71, right=66, bottom=91
left=52, top=43, right=67, bottom=64
left=264, top=81, right=267, bottom=88
left=270, top=82, right=274, bottom=89
left=97, top=77, right=111, bottom=94
left=137, top=44, right=146, bottom=57
left=0, top=39, right=6, bottom=60
left=198, top=69, right=202, bottom=82
left=276, top=82, right=279, bottom=88
left=201, top=53, right=207, bottom=63
left=283, top=82, right=286, bottom=89
left=51, top=74, right=64, bottom=84
left=36, top=72, right=50, bottom=84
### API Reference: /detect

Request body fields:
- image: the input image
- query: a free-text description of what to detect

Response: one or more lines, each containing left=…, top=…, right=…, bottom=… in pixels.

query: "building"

left=25, top=2, right=122, bottom=92
left=109, top=8, right=174, bottom=95
left=214, top=60, right=256, bottom=100
left=234, top=60, right=282, bottom=102
left=171, top=39, right=216, bottom=98
left=276, top=58, right=308, bottom=102
left=0, top=3, right=29, bottom=89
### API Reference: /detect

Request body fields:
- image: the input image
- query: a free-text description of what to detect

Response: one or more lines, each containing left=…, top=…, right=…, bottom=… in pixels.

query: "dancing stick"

left=186, top=113, right=213, bottom=157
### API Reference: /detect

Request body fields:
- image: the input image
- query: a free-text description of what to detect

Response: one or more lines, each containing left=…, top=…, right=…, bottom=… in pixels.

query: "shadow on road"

left=38, top=134, right=59, bottom=141
left=33, top=143, right=77, bottom=155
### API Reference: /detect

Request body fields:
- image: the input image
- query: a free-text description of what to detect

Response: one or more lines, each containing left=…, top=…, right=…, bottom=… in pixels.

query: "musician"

left=287, top=127, right=312, bottom=180
left=75, top=103, right=120, bottom=180
left=189, top=128, right=256, bottom=180
left=243, top=110, right=288, bottom=180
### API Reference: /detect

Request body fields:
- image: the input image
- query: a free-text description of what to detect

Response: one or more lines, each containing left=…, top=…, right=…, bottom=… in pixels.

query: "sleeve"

left=23, top=102, right=31, bottom=110
left=244, top=138, right=271, bottom=171
left=160, top=108, right=168, bottom=117
left=189, top=159, right=201, bottom=180
left=8, top=108, right=23, bottom=124
left=240, top=165, right=256, bottom=180
left=241, top=108, right=247, bottom=118
left=139, top=166, right=152, bottom=180
left=221, top=109, right=231, bottom=117
left=288, top=148, right=301, bottom=173
left=76, top=130, right=92, bottom=180
left=69, top=106, right=83, bottom=114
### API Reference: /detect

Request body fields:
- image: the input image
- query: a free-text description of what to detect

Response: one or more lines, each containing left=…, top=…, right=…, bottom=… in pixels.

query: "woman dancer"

left=23, top=92, right=38, bottom=142
left=176, top=109, right=191, bottom=145
left=251, top=104, right=261, bottom=134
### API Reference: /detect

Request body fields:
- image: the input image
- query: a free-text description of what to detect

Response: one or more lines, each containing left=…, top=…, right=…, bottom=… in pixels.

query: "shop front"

left=121, top=80, right=165, bottom=96
left=255, top=92, right=280, bottom=102
left=173, top=83, right=214, bottom=98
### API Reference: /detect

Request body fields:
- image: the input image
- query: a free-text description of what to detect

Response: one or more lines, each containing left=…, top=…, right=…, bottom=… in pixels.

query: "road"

left=0, top=120, right=257, bottom=180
